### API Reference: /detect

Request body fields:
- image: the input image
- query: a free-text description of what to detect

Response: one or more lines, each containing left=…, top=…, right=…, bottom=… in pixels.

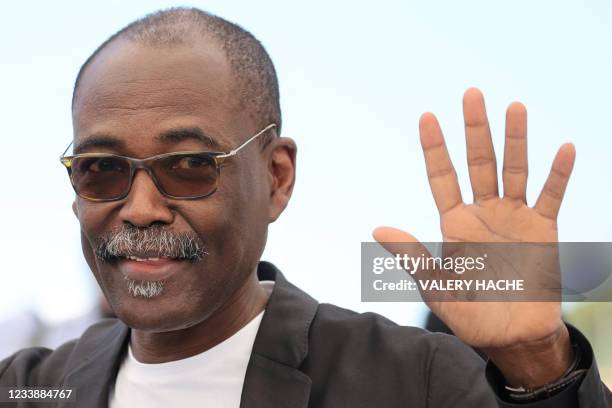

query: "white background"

left=0, top=0, right=610, bottom=327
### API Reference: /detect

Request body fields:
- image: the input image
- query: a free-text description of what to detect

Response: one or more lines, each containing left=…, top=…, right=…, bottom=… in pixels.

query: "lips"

left=117, top=255, right=185, bottom=281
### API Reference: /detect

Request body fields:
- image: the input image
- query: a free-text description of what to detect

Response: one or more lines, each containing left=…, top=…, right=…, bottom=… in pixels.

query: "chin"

left=115, top=307, right=201, bottom=332
left=110, top=291, right=217, bottom=333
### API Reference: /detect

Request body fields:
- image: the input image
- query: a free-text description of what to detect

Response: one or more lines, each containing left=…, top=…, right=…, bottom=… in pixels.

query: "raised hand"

left=373, top=88, right=576, bottom=387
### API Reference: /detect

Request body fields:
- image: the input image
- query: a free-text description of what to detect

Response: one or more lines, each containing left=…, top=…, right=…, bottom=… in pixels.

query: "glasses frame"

left=59, top=123, right=276, bottom=202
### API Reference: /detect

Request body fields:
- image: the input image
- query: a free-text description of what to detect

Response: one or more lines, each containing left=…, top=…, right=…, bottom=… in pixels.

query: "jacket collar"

left=57, top=261, right=318, bottom=408
left=240, top=261, right=319, bottom=408
left=57, top=315, right=129, bottom=408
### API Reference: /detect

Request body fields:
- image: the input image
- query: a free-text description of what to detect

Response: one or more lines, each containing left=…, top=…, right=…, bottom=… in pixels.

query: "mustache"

left=94, top=224, right=207, bottom=262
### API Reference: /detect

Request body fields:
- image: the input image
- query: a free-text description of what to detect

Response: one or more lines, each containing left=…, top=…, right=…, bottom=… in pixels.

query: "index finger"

left=420, top=112, right=464, bottom=215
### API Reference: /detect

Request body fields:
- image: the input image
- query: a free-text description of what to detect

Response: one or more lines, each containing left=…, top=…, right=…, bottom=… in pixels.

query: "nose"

left=118, top=169, right=174, bottom=227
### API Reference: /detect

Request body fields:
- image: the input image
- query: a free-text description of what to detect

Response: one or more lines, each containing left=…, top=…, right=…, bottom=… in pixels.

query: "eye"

left=80, top=157, right=127, bottom=173
left=172, top=155, right=212, bottom=169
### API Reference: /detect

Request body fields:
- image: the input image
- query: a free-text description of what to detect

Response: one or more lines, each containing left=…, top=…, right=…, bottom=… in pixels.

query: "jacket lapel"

left=56, top=318, right=129, bottom=408
left=240, top=262, right=319, bottom=408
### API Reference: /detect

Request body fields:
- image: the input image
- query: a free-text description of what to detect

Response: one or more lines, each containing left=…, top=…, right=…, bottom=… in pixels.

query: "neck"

left=130, top=271, right=269, bottom=363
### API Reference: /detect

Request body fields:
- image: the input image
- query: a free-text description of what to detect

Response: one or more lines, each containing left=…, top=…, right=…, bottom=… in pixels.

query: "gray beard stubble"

left=94, top=224, right=207, bottom=298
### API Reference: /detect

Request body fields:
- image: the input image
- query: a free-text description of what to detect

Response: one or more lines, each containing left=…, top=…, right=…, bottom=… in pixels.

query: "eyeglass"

left=60, top=123, right=276, bottom=201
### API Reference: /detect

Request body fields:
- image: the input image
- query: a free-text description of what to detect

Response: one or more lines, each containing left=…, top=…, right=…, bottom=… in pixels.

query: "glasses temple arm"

left=60, top=141, right=74, bottom=159
left=218, top=123, right=276, bottom=158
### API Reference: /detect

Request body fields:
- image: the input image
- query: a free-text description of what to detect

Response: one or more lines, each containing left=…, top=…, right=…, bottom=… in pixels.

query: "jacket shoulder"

left=304, top=303, right=491, bottom=406
left=0, top=318, right=122, bottom=386
left=310, top=302, right=454, bottom=356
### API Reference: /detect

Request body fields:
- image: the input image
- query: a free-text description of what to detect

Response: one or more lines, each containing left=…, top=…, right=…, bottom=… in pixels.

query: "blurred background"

left=0, top=0, right=610, bottom=386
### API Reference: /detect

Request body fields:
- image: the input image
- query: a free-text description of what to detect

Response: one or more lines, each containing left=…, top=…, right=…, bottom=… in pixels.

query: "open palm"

left=374, top=88, right=576, bottom=349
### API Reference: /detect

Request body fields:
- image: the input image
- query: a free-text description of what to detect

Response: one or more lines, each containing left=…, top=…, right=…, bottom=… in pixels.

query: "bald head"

left=72, top=7, right=281, bottom=134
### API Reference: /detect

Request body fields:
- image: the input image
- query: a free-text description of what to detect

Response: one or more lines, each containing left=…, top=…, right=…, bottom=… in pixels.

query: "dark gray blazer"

left=1, top=262, right=610, bottom=407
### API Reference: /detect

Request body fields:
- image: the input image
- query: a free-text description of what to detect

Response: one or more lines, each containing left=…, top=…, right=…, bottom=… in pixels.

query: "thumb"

left=373, top=226, right=419, bottom=244
left=373, top=226, right=425, bottom=253
left=372, top=226, right=433, bottom=276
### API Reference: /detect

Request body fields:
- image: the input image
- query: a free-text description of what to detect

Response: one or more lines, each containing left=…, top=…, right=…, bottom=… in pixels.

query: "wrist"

left=482, top=322, right=573, bottom=389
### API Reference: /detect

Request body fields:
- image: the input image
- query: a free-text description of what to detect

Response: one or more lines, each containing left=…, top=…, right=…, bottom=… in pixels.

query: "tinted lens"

left=70, top=156, right=131, bottom=200
left=153, top=153, right=219, bottom=198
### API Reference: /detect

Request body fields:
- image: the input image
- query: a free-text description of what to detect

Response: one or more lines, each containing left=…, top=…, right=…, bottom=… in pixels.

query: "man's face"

left=72, top=39, right=273, bottom=332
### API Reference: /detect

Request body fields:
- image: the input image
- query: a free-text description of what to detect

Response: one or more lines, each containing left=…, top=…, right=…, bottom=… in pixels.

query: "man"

left=0, top=7, right=610, bottom=407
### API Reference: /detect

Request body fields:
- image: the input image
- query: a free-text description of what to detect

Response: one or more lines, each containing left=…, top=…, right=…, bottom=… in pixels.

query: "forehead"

left=73, top=38, right=249, bottom=149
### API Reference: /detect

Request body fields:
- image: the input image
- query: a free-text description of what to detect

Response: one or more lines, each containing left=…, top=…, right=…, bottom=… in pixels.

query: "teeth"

left=126, top=256, right=161, bottom=262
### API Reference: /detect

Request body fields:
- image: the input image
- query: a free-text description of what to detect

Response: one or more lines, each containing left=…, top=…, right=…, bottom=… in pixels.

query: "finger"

left=372, top=226, right=432, bottom=278
left=463, top=88, right=499, bottom=201
left=502, top=102, right=528, bottom=202
left=373, top=226, right=420, bottom=244
left=373, top=228, right=466, bottom=306
left=419, top=112, right=463, bottom=214
left=534, top=143, right=576, bottom=220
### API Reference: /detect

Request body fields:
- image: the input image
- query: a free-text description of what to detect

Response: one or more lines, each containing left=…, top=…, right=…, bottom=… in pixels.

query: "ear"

left=267, top=137, right=297, bottom=222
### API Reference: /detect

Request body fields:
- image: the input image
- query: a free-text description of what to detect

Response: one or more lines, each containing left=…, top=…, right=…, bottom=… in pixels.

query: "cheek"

left=180, top=166, right=265, bottom=265
left=80, top=230, right=106, bottom=291
left=76, top=199, right=121, bottom=243
left=74, top=201, right=123, bottom=304
left=75, top=199, right=123, bottom=277
left=178, top=192, right=235, bottom=256
left=226, top=162, right=269, bottom=255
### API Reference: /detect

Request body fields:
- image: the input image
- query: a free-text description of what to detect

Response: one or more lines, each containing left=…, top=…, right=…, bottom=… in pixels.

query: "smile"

left=117, top=256, right=185, bottom=282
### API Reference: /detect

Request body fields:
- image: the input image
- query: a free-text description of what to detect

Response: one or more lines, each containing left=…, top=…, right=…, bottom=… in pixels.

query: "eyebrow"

left=156, top=127, right=220, bottom=149
left=73, top=135, right=125, bottom=154
left=73, top=127, right=222, bottom=154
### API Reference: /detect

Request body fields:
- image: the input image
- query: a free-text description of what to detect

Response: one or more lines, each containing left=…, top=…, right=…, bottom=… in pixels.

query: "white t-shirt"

left=109, top=282, right=273, bottom=408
